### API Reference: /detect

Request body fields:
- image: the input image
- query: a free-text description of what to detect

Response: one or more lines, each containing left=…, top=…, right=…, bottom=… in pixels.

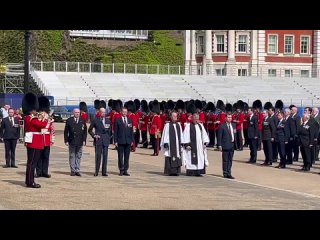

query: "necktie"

left=75, top=118, right=78, bottom=124
left=228, top=124, right=234, bottom=142
left=124, top=117, right=127, bottom=127
left=11, top=117, right=14, bottom=126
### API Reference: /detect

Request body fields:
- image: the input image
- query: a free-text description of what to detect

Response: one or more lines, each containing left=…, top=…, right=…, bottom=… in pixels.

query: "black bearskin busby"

left=38, top=96, right=50, bottom=114
left=152, top=100, right=160, bottom=115
left=22, top=93, right=39, bottom=115
left=94, top=99, right=100, bottom=110
left=79, top=101, right=88, bottom=113
left=186, top=102, right=196, bottom=114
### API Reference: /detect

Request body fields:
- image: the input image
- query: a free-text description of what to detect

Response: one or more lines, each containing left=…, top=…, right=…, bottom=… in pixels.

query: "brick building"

left=184, top=30, right=320, bottom=77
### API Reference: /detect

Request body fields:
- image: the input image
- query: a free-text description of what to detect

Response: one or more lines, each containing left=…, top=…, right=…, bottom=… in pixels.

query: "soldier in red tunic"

left=214, top=100, right=226, bottom=149
left=94, top=99, right=101, bottom=118
left=125, top=100, right=138, bottom=152
left=233, top=100, right=245, bottom=151
left=150, top=100, right=162, bottom=156
left=111, top=100, right=122, bottom=149
left=140, top=100, right=149, bottom=148
left=160, top=101, right=169, bottom=133
left=195, top=99, right=205, bottom=124
left=134, top=99, right=141, bottom=148
left=22, top=93, right=53, bottom=188
left=253, top=100, right=263, bottom=151
left=243, top=102, right=250, bottom=147
left=204, top=102, right=216, bottom=147
left=176, top=100, right=187, bottom=130
left=79, top=101, right=88, bottom=123
left=36, top=96, right=54, bottom=178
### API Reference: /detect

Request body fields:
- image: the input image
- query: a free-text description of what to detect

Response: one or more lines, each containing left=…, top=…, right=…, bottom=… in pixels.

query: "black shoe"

left=70, top=172, right=76, bottom=176
left=26, top=183, right=41, bottom=188
left=42, top=174, right=51, bottom=178
left=227, top=175, right=235, bottom=179
left=119, top=171, right=124, bottom=176
left=75, top=172, right=81, bottom=177
left=11, top=165, right=18, bottom=168
left=123, top=172, right=130, bottom=176
left=102, top=173, right=108, bottom=177
left=261, top=162, right=269, bottom=166
left=272, top=159, right=278, bottom=162
left=2, top=165, right=10, bottom=168
left=94, top=173, right=98, bottom=177
left=275, top=164, right=282, bottom=168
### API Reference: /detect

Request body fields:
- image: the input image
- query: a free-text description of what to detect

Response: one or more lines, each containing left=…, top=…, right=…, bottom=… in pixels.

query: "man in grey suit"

left=64, top=108, right=87, bottom=176
left=88, top=108, right=111, bottom=176
left=217, top=113, right=236, bottom=179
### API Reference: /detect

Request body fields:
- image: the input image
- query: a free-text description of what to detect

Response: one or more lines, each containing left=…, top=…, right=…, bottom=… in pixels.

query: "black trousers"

left=272, top=141, right=278, bottom=160
left=236, top=130, right=243, bottom=150
left=117, top=143, right=131, bottom=172
left=292, top=138, right=300, bottom=161
left=286, top=141, right=293, bottom=164
left=150, top=134, right=159, bottom=154
left=208, top=130, right=215, bottom=147
left=26, top=148, right=41, bottom=186
left=300, top=145, right=311, bottom=168
left=36, top=146, right=50, bottom=176
left=316, top=144, right=320, bottom=161
left=141, top=131, right=148, bottom=148
left=215, top=129, right=221, bottom=148
left=248, top=138, right=257, bottom=162
left=4, top=139, right=17, bottom=166
left=277, top=141, right=286, bottom=166
left=311, top=143, right=317, bottom=164
left=262, top=139, right=273, bottom=164
left=135, top=130, right=140, bottom=147
left=244, top=129, right=249, bottom=146
left=222, top=149, right=234, bottom=177
left=257, top=131, right=262, bottom=150
left=95, top=144, right=108, bottom=174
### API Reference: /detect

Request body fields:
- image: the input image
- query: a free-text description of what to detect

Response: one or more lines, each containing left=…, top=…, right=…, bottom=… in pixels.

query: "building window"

left=284, top=36, right=294, bottom=54
left=238, top=69, right=247, bottom=76
left=238, top=35, right=247, bottom=53
left=268, top=35, right=278, bottom=54
left=216, top=35, right=225, bottom=53
left=301, top=36, right=310, bottom=54
left=285, top=69, right=293, bottom=77
left=301, top=70, right=310, bottom=77
left=268, top=69, right=277, bottom=77
left=197, top=35, right=204, bottom=54
left=216, top=68, right=226, bottom=76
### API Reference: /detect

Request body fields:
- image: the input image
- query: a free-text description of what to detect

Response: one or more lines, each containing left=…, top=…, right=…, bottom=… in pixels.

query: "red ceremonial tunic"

left=24, top=115, right=48, bottom=150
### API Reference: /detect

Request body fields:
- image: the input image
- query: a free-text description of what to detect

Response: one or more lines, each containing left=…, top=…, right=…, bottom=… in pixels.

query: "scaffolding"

left=3, top=64, right=24, bottom=94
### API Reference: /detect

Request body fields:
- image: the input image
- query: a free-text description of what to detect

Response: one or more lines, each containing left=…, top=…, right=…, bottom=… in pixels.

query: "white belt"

left=26, top=132, right=42, bottom=135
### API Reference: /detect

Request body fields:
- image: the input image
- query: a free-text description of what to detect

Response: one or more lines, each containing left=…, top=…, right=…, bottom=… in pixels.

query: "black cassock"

left=160, top=122, right=183, bottom=175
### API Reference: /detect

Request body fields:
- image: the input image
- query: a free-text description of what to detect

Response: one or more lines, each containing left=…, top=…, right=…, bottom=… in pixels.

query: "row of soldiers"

left=80, top=98, right=320, bottom=171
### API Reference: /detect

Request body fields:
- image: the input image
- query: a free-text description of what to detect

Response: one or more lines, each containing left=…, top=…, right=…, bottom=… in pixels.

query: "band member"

left=160, top=101, right=169, bottom=133
left=160, top=111, right=183, bottom=176
left=36, top=96, right=54, bottom=178
left=150, top=100, right=162, bottom=156
left=94, top=100, right=101, bottom=118
left=140, top=100, right=149, bottom=148
left=205, top=102, right=216, bottom=147
left=243, top=102, right=249, bottom=147
left=195, top=99, right=205, bottom=123
left=23, top=93, right=53, bottom=188
left=111, top=100, right=122, bottom=148
left=176, top=100, right=187, bottom=130
left=79, top=101, right=88, bottom=123
left=253, top=100, right=263, bottom=151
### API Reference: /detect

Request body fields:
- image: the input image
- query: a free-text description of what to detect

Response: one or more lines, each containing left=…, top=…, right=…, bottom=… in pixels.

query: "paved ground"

left=0, top=123, right=320, bottom=209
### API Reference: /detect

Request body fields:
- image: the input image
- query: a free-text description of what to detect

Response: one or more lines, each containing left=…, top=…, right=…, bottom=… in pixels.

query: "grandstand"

left=29, top=62, right=320, bottom=107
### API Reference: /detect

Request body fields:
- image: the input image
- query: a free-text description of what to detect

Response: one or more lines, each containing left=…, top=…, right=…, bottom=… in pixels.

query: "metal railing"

left=29, top=61, right=185, bottom=75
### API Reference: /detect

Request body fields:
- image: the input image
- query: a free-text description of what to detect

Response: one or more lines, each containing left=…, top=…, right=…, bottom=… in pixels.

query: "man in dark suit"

left=247, top=108, right=259, bottom=163
left=268, top=107, right=279, bottom=162
left=290, top=106, right=301, bottom=162
left=312, top=107, right=320, bottom=161
left=217, top=113, right=236, bottom=179
left=298, top=113, right=315, bottom=171
left=261, top=109, right=276, bottom=166
left=64, top=108, right=87, bottom=176
left=0, top=108, right=20, bottom=168
left=275, top=112, right=290, bottom=169
left=114, top=107, right=134, bottom=176
left=284, top=108, right=293, bottom=164
left=88, top=107, right=111, bottom=176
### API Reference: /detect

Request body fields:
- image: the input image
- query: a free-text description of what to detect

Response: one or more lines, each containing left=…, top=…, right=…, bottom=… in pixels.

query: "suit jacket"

left=290, top=113, right=301, bottom=138
left=298, top=120, right=315, bottom=147
left=0, top=117, right=20, bottom=140
left=247, top=114, right=259, bottom=139
left=88, top=117, right=111, bottom=146
left=114, top=117, right=134, bottom=145
left=217, top=122, right=236, bottom=151
left=64, top=117, right=87, bottom=146
left=275, top=119, right=290, bottom=142
left=262, top=116, right=276, bottom=141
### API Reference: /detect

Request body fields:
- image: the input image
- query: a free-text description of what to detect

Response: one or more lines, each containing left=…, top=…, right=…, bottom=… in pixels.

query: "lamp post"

left=24, top=30, right=31, bottom=93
